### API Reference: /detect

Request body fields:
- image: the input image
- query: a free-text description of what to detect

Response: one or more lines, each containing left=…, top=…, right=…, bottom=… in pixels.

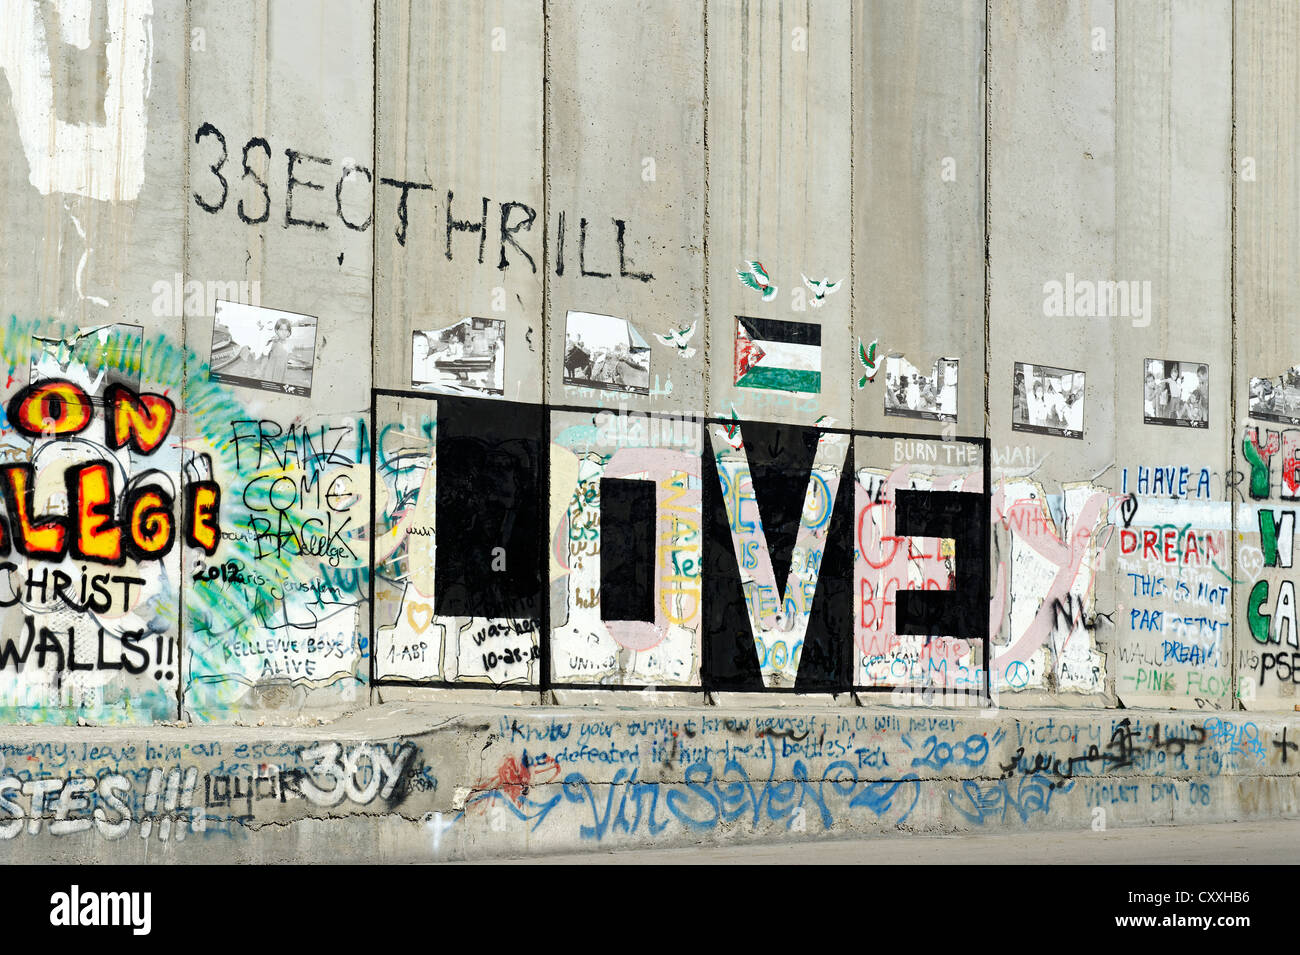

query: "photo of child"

left=1144, top=358, right=1209, bottom=428
left=209, top=301, right=318, bottom=396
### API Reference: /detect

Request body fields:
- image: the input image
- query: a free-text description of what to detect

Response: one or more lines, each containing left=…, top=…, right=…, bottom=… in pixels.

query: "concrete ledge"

left=1, top=704, right=1295, bottom=862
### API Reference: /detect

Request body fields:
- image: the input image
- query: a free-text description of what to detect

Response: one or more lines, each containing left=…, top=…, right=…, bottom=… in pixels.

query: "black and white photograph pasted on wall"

left=1144, top=359, right=1209, bottom=428
left=1012, top=362, right=1085, bottom=439
left=883, top=355, right=958, bottom=422
left=209, top=301, right=318, bottom=397
left=30, top=323, right=143, bottom=400
left=562, top=310, right=652, bottom=396
left=412, top=317, right=505, bottom=396
left=1249, top=366, right=1300, bottom=426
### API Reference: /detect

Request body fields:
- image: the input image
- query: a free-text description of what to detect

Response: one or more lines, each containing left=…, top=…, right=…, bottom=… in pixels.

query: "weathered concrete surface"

left=853, top=0, right=985, bottom=439
left=1235, top=3, right=1300, bottom=714
left=0, top=0, right=1296, bottom=870
left=375, top=0, right=545, bottom=405
left=181, top=0, right=375, bottom=723
left=0, top=0, right=1274, bottom=725
left=1, top=702, right=1296, bottom=862
left=547, top=0, right=705, bottom=419
left=491, top=819, right=1300, bottom=864
left=707, top=0, right=850, bottom=429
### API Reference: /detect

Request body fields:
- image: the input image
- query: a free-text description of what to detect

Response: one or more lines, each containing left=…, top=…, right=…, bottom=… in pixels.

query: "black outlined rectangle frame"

left=369, top=388, right=991, bottom=701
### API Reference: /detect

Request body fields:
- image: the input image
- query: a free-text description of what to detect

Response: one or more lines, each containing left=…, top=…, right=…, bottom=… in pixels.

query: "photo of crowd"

left=1012, top=362, right=1085, bottom=438
left=883, top=355, right=958, bottom=422
left=1249, top=365, right=1300, bottom=425
left=562, top=311, right=651, bottom=396
left=411, top=317, right=505, bottom=396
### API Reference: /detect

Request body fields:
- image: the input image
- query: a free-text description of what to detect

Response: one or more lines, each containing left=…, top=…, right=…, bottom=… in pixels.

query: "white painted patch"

left=0, top=0, right=153, bottom=202
left=1113, top=497, right=1237, bottom=531
left=55, top=0, right=91, bottom=48
left=69, top=212, right=109, bottom=307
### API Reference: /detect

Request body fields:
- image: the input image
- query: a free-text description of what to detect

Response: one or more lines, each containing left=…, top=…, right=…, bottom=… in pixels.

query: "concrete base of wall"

left=1, top=703, right=1294, bottom=863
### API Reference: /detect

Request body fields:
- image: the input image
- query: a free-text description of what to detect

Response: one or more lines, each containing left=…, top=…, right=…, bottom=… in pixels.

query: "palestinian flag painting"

left=733, top=316, right=822, bottom=394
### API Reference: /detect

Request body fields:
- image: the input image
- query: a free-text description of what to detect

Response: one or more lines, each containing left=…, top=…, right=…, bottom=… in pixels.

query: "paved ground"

left=467, top=820, right=1300, bottom=864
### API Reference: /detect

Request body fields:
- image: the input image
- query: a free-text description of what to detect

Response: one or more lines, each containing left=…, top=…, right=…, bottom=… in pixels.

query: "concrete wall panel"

left=706, top=0, right=851, bottom=430
left=182, top=0, right=375, bottom=721
left=0, top=1, right=1293, bottom=741
left=1113, top=0, right=1231, bottom=710
left=853, top=0, right=985, bottom=440
left=1235, top=1, right=1300, bottom=712
left=546, top=0, right=705, bottom=418
left=0, top=0, right=188, bottom=723
left=988, top=0, right=1116, bottom=702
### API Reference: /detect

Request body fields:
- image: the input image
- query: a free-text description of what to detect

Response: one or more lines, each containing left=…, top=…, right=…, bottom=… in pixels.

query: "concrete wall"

left=2, top=701, right=1296, bottom=861
left=0, top=0, right=1294, bottom=857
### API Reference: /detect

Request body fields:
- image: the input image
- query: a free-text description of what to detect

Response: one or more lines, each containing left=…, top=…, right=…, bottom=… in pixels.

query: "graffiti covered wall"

left=7, top=703, right=1300, bottom=862
left=0, top=0, right=1289, bottom=735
